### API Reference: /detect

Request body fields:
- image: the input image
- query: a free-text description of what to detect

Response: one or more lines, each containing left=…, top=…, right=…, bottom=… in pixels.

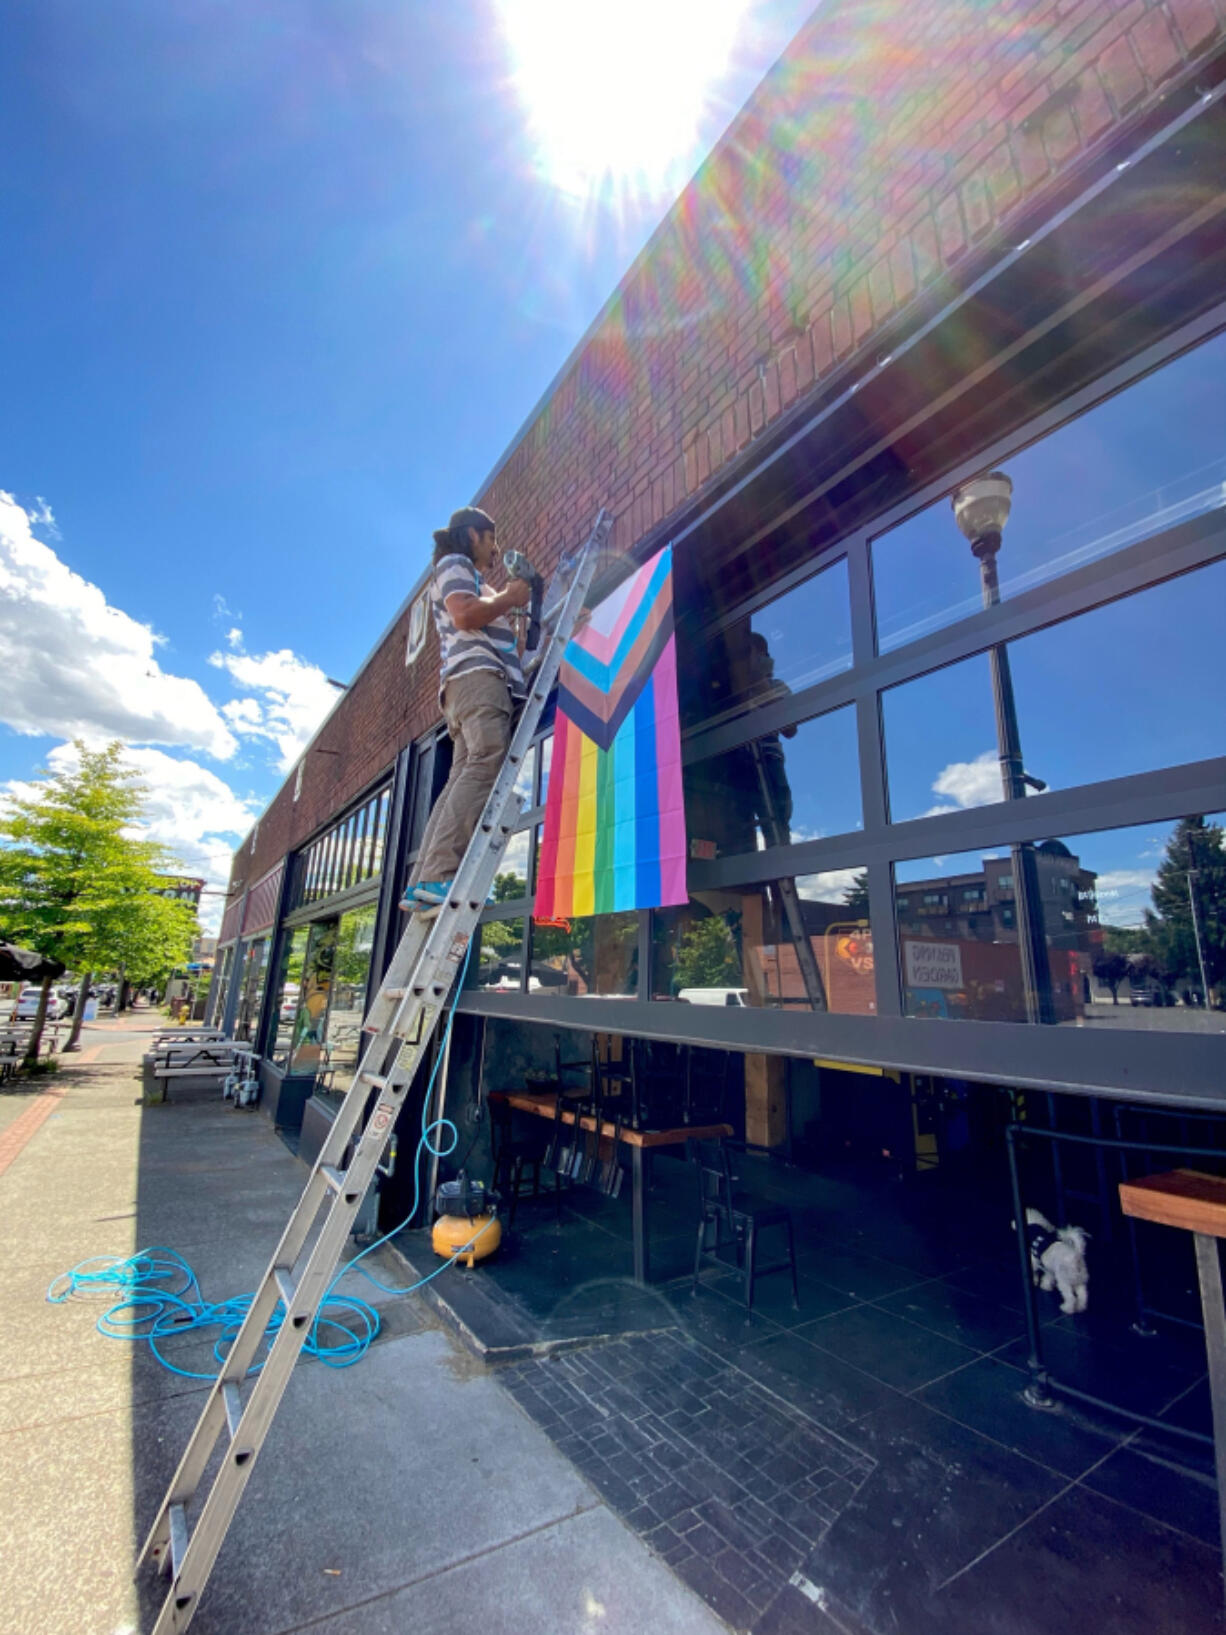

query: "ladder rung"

left=383, top=988, right=406, bottom=1001
left=273, top=1267, right=296, bottom=1310
left=321, top=1163, right=346, bottom=1195
left=360, top=1072, right=389, bottom=1090
left=222, top=1381, right=242, bottom=1440
left=169, top=1503, right=188, bottom=1580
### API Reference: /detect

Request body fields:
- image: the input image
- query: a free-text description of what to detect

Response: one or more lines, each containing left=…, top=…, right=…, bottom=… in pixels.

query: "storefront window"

left=234, top=938, right=269, bottom=1043
left=685, top=704, right=862, bottom=860
left=653, top=866, right=874, bottom=1014
left=467, top=917, right=527, bottom=992
left=883, top=561, right=1226, bottom=824
left=270, top=926, right=310, bottom=1067
left=319, top=904, right=377, bottom=1095
left=681, top=557, right=852, bottom=731
left=294, top=784, right=391, bottom=910
left=493, top=828, right=531, bottom=901
left=210, top=945, right=235, bottom=1029
left=895, top=812, right=1225, bottom=1028
left=289, top=920, right=338, bottom=1074
left=872, top=330, right=1226, bottom=653
left=528, top=912, right=638, bottom=997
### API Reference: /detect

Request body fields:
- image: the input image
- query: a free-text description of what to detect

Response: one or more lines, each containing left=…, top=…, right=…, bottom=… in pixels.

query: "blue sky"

left=1, top=2, right=1221, bottom=937
left=0, top=0, right=812, bottom=922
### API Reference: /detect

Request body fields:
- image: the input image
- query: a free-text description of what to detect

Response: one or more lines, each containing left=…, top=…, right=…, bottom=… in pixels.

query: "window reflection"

left=271, top=927, right=310, bottom=1066
left=494, top=828, right=531, bottom=901
left=210, top=945, right=235, bottom=1029
left=234, top=938, right=269, bottom=1044
left=468, top=917, right=526, bottom=992
left=653, top=867, right=874, bottom=1014
left=319, top=904, right=377, bottom=1095
left=883, top=653, right=1002, bottom=823
left=680, top=557, right=852, bottom=730
left=895, top=812, right=1226, bottom=1030
left=528, top=912, right=638, bottom=997
left=873, top=329, right=1226, bottom=652
left=686, top=705, right=862, bottom=859
left=289, top=921, right=337, bottom=1074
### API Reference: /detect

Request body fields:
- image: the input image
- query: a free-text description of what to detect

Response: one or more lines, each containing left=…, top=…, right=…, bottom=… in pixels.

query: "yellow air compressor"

left=431, top=1170, right=502, bottom=1267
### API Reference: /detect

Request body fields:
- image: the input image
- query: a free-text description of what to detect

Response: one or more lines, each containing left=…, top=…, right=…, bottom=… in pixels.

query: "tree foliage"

left=0, top=743, right=198, bottom=1046
left=1143, top=816, right=1225, bottom=999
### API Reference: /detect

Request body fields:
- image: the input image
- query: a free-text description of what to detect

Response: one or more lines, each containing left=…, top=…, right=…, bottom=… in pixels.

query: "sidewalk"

left=0, top=1022, right=726, bottom=1635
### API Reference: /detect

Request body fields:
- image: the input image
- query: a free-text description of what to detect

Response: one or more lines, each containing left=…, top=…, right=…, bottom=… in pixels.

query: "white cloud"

left=209, top=647, right=338, bottom=772
left=1094, top=868, right=1157, bottom=928
left=923, top=750, right=1002, bottom=816
left=0, top=493, right=237, bottom=758
left=797, top=867, right=863, bottom=905
left=5, top=743, right=258, bottom=936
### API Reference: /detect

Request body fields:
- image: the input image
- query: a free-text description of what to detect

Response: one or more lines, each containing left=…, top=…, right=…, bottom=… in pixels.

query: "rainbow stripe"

left=535, top=547, right=686, bottom=919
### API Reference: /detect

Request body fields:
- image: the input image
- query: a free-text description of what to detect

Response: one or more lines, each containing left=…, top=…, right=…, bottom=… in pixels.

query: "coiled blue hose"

left=47, top=938, right=493, bottom=1376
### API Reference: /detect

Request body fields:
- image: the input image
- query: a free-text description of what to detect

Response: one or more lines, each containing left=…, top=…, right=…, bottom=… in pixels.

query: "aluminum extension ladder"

left=138, top=509, right=611, bottom=1634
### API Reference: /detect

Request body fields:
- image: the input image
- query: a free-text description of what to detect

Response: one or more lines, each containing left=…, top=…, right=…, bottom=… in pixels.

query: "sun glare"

left=497, top=0, right=748, bottom=199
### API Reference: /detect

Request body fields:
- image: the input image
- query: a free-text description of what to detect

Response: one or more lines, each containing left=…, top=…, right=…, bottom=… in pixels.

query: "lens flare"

left=497, top=0, right=748, bottom=199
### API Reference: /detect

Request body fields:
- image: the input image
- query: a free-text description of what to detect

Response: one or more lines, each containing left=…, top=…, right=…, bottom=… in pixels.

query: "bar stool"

left=490, top=1097, right=545, bottom=1227
left=689, top=1136, right=799, bottom=1315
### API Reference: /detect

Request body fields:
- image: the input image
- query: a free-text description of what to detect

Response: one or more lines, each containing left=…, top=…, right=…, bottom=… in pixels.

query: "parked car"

left=17, top=986, right=66, bottom=1021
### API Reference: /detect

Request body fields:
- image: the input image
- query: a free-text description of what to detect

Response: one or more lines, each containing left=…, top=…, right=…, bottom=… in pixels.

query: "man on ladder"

left=405, top=505, right=532, bottom=911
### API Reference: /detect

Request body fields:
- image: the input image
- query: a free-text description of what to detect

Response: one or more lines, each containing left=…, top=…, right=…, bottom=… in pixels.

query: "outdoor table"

left=151, top=1028, right=227, bottom=1046
left=492, top=1089, right=732, bottom=1284
left=1118, top=1169, right=1226, bottom=1605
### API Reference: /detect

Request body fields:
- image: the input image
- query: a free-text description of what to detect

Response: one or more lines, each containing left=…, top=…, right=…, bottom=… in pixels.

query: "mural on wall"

left=535, top=546, right=687, bottom=919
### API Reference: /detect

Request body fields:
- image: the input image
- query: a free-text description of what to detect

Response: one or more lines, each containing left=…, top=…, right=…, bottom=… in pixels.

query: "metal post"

left=1188, top=869, right=1212, bottom=1009
left=1005, top=1123, right=1053, bottom=1407
left=975, top=539, right=1054, bottom=1025
left=1192, top=1232, right=1226, bottom=1606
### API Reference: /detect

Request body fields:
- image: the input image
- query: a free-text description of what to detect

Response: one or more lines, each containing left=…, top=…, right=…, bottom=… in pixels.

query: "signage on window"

left=405, top=590, right=429, bottom=666
left=904, top=938, right=964, bottom=990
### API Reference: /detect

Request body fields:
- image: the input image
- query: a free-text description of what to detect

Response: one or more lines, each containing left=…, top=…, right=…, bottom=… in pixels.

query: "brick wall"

left=231, top=0, right=1224, bottom=893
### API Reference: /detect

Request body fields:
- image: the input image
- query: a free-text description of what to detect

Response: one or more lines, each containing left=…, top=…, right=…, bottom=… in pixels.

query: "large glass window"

left=685, top=704, right=862, bottom=859
left=210, top=944, right=235, bottom=1029
left=882, top=563, right=1226, bottom=823
left=270, top=927, right=310, bottom=1067
left=681, top=557, right=852, bottom=730
left=288, top=921, right=338, bottom=1074
left=234, top=938, right=269, bottom=1044
left=528, top=912, right=638, bottom=997
left=895, top=812, right=1225, bottom=1029
left=319, top=904, right=378, bottom=1095
left=872, top=330, right=1226, bottom=652
left=493, top=828, right=531, bottom=901
left=653, top=866, right=874, bottom=1014
left=467, top=917, right=527, bottom=992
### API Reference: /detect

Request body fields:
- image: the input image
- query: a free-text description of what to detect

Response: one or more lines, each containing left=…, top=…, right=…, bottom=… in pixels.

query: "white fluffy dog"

left=1025, top=1207, right=1090, bottom=1314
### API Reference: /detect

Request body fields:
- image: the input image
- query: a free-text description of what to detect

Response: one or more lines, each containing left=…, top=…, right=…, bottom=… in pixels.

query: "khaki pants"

left=412, top=669, right=513, bottom=885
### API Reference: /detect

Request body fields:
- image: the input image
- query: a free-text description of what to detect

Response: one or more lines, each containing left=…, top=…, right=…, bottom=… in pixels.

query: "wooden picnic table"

left=492, top=1089, right=732, bottom=1283
left=151, top=1028, right=228, bottom=1046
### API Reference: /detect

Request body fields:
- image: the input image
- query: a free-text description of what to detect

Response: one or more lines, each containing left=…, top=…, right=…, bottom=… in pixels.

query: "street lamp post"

left=951, top=473, right=1055, bottom=1025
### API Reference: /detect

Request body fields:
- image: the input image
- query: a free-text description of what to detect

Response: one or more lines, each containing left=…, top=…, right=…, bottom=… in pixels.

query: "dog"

left=1025, top=1207, right=1090, bottom=1314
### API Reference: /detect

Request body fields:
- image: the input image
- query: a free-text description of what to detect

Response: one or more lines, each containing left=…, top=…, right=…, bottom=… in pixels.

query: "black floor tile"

left=730, top=1329, right=902, bottom=1431
left=915, top=1353, right=1129, bottom=1479
left=874, top=1277, right=1026, bottom=1354
left=793, top=1241, right=928, bottom=1303
left=997, top=1321, right=1203, bottom=1422
left=934, top=1482, right=1223, bottom=1635
left=797, top=1391, right=1066, bottom=1633
left=1082, top=1442, right=1221, bottom=1549
left=709, top=1266, right=858, bottom=1329
left=664, top=1283, right=785, bottom=1350
left=796, top=1303, right=980, bottom=1393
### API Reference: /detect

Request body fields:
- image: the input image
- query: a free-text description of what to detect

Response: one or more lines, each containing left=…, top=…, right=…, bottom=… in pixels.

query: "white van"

left=677, top=987, right=750, bottom=1007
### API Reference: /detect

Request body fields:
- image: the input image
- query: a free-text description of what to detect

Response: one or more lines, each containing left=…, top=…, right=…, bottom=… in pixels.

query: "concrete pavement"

left=0, top=1017, right=727, bottom=1635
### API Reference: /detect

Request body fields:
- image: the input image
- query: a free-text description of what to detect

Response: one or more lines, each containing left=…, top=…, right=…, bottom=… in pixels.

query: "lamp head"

left=952, top=471, right=1013, bottom=555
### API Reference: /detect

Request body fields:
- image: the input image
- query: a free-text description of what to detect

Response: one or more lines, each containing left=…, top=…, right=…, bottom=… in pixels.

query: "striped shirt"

left=431, top=553, right=526, bottom=705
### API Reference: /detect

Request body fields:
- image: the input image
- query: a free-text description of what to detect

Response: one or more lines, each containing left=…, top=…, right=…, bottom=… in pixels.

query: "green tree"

left=842, top=872, right=871, bottom=918
left=1143, top=816, right=1225, bottom=1005
left=0, top=742, right=198, bottom=1062
left=672, top=914, right=741, bottom=992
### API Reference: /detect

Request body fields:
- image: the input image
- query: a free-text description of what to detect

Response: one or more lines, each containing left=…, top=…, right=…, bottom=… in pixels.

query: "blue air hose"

left=47, top=937, right=492, bottom=1375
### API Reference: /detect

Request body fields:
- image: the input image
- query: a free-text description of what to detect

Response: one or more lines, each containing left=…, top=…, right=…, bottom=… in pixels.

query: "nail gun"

left=502, top=548, right=544, bottom=653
